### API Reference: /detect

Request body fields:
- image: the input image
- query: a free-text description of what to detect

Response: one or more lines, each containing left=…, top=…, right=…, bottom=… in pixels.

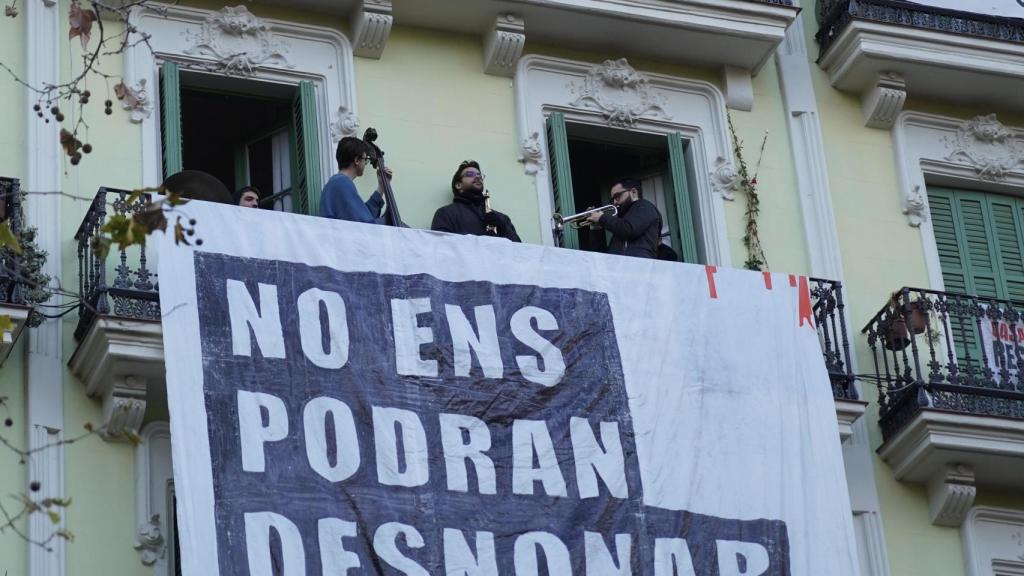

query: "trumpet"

left=553, top=205, right=617, bottom=229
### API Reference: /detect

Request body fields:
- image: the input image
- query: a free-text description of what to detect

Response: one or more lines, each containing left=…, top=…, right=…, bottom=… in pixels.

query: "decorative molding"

left=964, top=507, right=1024, bottom=576
left=518, top=131, right=544, bottom=175
left=118, top=78, right=153, bottom=123
left=330, top=106, right=360, bottom=142
left=861, top=72, right=905, bottom=130
left=129, top=3, right=357, bottom=187
left=483, top=14, right=526, bottom=78
left=709, top=156, right=741, bottom=201
left=834, top=398, right=867, bottom=443
left=25, top=0, right=65, bottom=574
left=721, top=66, right=754, bottom=112
left=926, top=463, right=976, bottom=527
left=351, top=0, right=392, bottom=60
left=568, top=59, right=670, bottom=128
left=136, top=423, right=173, bottom=574
left=903, top=184, right=927, bottom=227
left=68, top=317, right=164, bottom=442
left=515, top=55, right=732, bottom=266
left=944, top=114, right=1024, bottom=182
left=134, top=514, right=165, bottom=566
left=184, top=6, right=293, bottom=77
left=102, top=377, right=148, bottom=441
left=894, top=111, right=1024, bottom=292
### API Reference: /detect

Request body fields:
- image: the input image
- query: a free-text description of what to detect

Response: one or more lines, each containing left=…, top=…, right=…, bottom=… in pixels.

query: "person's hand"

left=382, top=167, right=393, bottom=180
left=586, top=209, right=603, bottom=224
left=483, top=211, right=502, bottom=233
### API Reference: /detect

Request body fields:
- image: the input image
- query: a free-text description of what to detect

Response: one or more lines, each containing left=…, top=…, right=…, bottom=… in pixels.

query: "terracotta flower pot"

left=885, top=318, right=911, bottom=351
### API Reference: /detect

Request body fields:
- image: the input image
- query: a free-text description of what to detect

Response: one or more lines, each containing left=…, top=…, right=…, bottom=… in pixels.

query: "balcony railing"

left=863, top=287, right=1024, bottom=441
left=71, top=188, right=855, bottom=400
left=810, top=278, right=857, bottom=400
left=74, top=187, right=160, bottom=340
left=816, top=0, right=1024, bottom=57
left=0, top=177, right=25, bottom=306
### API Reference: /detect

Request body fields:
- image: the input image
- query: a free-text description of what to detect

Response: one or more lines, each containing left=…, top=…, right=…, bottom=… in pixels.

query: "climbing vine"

left=727, top=114, right=769, bottom=271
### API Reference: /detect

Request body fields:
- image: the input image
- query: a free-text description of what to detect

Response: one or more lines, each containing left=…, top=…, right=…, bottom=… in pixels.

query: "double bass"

left=362, top=128, right=406, bottom=228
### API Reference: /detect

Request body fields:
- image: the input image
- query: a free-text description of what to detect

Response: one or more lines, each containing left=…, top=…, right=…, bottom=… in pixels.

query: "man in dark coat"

left=431, top=160, right=520, bottom=242
left=586, top=177, right=662, bottom=259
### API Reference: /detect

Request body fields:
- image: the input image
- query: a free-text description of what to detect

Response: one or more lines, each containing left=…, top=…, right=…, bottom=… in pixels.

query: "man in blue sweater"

left=319, top=137, right=391, bottom=222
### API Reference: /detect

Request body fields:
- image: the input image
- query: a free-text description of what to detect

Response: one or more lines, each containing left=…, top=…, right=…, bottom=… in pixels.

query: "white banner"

left=981, top=315, right=1024, bottom=380
left=158, top=201, right=859, bottom=575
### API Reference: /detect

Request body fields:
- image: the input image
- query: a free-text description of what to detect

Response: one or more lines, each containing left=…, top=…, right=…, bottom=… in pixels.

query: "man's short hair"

left=233, top=185, right=260, bottom=205
left=451, top=160, right=481, bottom=194
left=336, top=137, right=367, bottom=170
left=612, top=177, right=643, bottom=198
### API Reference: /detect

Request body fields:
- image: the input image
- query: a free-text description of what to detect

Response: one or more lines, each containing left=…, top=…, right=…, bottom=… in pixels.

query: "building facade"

left=1, top=0, right=1024, bottom=574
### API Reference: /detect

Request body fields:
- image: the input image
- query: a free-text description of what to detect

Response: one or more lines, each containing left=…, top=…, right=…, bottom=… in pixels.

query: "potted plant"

left=884, top=294, right=928, bottom=351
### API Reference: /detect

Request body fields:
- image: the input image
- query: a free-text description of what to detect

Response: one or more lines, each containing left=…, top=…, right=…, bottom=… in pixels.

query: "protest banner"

left=159, top=201, right=859, bottom=575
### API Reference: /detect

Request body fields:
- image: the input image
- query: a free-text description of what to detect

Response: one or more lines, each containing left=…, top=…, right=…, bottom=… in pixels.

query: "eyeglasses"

left=357, top=155, right=369, bottom=162
left=611, top=189, right=630, bottom=201
left=461, top=170, right=485, bottom=180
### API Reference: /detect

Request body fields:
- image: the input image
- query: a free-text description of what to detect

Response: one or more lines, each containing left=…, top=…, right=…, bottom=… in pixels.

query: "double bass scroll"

left=362, top=127, right=407, bottom=228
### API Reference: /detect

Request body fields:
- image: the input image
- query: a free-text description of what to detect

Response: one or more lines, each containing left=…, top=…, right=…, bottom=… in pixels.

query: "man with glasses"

left=320, top=136, right=391, bottom=223
left=586, top=177, right=662, bottom=259
left=431, top=160, right=520, bottom=241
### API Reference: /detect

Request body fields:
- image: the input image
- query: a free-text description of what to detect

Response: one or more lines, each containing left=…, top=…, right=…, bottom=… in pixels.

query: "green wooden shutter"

left=991, top=197, right=1024, bottom=302
left=233, top=144, right=249, bottom=191
left=291, top=81, right=322, bottom=216
left=666, top=134, right=700, bottom=264
left=546, top=112, right=578, bottom=249
left=159, top=61, right=183, bottom=177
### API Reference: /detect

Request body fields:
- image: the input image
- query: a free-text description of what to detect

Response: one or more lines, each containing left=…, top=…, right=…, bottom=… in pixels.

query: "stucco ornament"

left=134, top=514, right=165, bottom=566
left=185, top=6, right=293, bottom=77
left=117, top=79, right=152, bottom=123
left=518, top=131, right=544, bottom=175
left=330, top=107, right=360, bottom=141
left=904, top=184, right=928, bottom=227
left=568, top=58, right=669, bottom=127
left=709, top=156, right=740, bottom=201
left=944, top=114, right=1024, bottom=182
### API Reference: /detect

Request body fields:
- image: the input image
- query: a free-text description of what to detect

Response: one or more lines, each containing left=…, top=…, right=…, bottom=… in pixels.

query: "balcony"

left=0, top=177, right=31, bottom=367
left=68, top=188, right=162, bottom=441
left=864, top=287, right=1024, bottom=526
left=66, top=188, right=858, bottom=441
left=815, top=0, right=1024, bottom=128
left=242, top=0, right=797, bottom=104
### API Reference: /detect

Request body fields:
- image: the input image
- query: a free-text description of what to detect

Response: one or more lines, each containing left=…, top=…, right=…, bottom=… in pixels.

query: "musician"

left=320, top=137, right=391, bottom=223
left=586, top=177, right=662, bottom=259
left=431, top=160, right=521, bottom=242
left=234, top=186, right=260, bottom=209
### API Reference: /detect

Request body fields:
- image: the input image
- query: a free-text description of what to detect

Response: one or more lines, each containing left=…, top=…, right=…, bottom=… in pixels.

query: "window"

left=927, top=186, right=1024, bottom=366
left=545, top=112, right=702, bottom=262
left=159, top=61, right=322, bottom=214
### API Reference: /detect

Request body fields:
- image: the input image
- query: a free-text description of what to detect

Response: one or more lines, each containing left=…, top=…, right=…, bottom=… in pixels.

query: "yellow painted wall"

left=0, top=8, right=28, bottom=576
left=0, top=340, right=28, bottom=576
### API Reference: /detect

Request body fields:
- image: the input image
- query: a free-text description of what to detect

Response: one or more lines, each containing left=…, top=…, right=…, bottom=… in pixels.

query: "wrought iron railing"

left=863, top=287, right=1024, bottom=440
left=816, top=0, right=1024, bottom=59
left=810, top=278, right=857, bottom=400
left=75, top=187, right=160, bottom=340
left=0, top=177, right=25, bottom=306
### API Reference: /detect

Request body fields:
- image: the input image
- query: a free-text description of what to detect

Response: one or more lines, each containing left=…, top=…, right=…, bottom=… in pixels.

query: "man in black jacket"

left=431, top=160, right=521, bottom=242
left=586, top=177, right=662, bottom=259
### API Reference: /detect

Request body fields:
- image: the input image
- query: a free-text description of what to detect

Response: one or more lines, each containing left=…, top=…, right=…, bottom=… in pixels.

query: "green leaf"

left=0, top=221, right=21, bottom=254
left=0, top=315, right=14, bottom=336
left=46, top=510, right=60, bottom=524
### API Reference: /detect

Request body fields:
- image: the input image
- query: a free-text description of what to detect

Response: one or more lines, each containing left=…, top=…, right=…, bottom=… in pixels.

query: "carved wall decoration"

left=185, top=5, right=293, bottom=77
left=134, top=514, right=165, bottom=566
left=904, top=184, right=928, bottom=227
left=568, top=58, right=670, bottom=128
left=518, top=131, right=544, bottom=175
left=330, top=107, right=360, bottom=142
left=944, top=114, right=1024, bottom=182
left=709, top=157, right=741, bottom=201
left=117, top=79, right=153, bottom=123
